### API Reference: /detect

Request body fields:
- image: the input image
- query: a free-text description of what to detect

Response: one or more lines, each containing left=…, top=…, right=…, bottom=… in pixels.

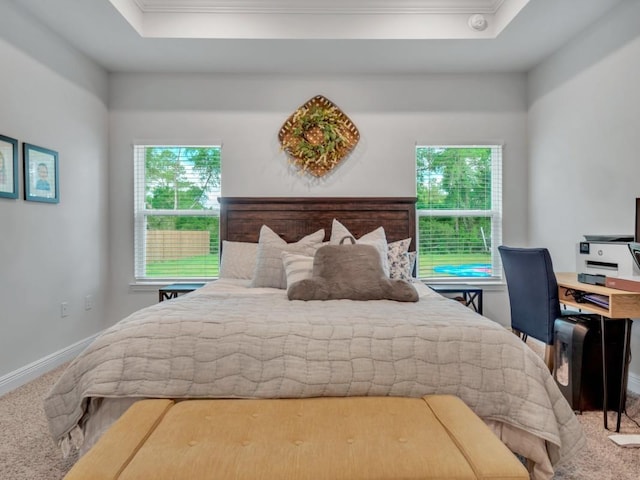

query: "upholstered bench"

left=64, top=395, right=529, bottom=480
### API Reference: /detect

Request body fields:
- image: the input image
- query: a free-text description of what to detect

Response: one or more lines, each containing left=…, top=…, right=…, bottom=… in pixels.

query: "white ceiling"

left=110, top=0, right=528, bottom=39
left=9, top=0, right=625, bottom=74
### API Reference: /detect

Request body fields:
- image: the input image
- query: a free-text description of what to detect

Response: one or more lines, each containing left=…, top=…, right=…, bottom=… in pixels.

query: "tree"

left=416, top=147, right=492, bottom=255
left=144, top=147, right=221, bottom=252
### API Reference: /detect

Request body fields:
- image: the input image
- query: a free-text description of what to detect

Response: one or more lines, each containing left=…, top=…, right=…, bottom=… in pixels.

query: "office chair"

left=498, top=246, right=572, bottom=372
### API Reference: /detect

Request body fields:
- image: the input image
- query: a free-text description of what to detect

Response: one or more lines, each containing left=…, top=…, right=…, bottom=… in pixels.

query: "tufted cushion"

left=64, top=396, right=529, bottom=480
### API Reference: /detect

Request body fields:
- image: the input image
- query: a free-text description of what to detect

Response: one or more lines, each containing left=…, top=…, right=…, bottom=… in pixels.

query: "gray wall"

left=107, top=72, right=528, bottom=324
left=528, top=0, right=640, bottom=388
left=0, top=0, right=110, bottom=378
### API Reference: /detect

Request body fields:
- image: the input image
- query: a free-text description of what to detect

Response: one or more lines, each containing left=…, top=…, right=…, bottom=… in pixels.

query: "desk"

left=556, top=272, right=638, bottom=432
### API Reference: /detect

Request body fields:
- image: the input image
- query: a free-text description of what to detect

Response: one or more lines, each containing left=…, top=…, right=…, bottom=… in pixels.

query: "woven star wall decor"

left=278, top=95, right=360, bottom=177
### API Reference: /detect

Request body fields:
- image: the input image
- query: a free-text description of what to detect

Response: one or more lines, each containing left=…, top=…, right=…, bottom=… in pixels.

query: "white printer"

left=576, top=235, right=640, bottom=277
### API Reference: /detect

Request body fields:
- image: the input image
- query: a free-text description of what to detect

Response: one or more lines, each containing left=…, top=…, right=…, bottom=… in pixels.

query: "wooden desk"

left=556, top=272, right=637, bottom=432
left=557, top=272, right=640, bottom=318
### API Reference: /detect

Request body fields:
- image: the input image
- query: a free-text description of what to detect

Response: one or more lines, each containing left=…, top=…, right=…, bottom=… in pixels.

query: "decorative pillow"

left=408, top=251, right=417, bottom=277
left=329, top=219, right=389, bottom=276
left=282, top=252, right=314, bottom=287
left=389, top=251, right=418, bottom=280
left=251, top=226, right=325, bottom=289
left=287, top=242, right=418, bottom=302
left=219, top=241, right=258, bottom=279
left=387, top=238, right=411, bottom=278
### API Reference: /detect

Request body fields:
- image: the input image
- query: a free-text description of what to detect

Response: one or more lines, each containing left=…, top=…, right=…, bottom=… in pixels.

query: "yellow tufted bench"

left=64, top=395, right=529, bottom=480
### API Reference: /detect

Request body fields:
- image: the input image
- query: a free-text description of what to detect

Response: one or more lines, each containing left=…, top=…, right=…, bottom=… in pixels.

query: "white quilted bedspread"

left=44, top=280, right=584, bottom=471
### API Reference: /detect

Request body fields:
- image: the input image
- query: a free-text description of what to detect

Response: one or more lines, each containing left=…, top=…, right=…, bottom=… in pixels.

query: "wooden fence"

left=146, top=230, right=210, bottom=262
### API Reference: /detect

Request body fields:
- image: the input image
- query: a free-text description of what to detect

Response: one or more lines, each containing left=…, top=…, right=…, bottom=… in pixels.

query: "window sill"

left=420, top=279, right=506, bottom=291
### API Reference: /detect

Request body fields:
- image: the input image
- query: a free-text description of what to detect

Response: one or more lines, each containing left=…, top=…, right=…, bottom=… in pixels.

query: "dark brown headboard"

left=219, top=197, right=417, bottom=250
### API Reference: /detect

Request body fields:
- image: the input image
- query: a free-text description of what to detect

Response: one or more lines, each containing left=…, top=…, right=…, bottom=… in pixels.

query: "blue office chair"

left=498, top=246, right=572, bottom=371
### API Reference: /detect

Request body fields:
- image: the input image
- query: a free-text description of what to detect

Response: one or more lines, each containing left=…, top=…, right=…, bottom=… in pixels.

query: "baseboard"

left=0, top=333, right=100, bottom=396
left=628, top=371, right=640, bottom=395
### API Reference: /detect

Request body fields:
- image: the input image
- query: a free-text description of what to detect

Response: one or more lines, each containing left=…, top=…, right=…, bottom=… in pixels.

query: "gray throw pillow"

left=287, top=242, right=419, bottom=302
left=330, top=219, right=390, bottom=276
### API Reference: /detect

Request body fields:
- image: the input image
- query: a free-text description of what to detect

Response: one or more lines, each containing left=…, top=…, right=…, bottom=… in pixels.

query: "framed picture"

left=0, top=134, right=18, bottom=199
left=24, top=143, right=59, bottom=203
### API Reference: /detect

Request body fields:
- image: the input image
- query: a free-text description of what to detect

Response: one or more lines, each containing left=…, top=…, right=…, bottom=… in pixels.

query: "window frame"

left=416, top=144, right=503, bottom=282
left=133, top=143, right=221, bottom=282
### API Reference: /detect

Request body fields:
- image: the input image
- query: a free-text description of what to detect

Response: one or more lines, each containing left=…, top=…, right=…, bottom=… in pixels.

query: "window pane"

left=418, top=216, right=493, bottom=278
left=145, top=147, right=221, bottom=211
left=144, top=215, right=220, bottom=278
left=416, top=145, right=502, bottom=280
left=417, top=147, right=492, bottom=210
left=134, top=145, right=221, bottom=281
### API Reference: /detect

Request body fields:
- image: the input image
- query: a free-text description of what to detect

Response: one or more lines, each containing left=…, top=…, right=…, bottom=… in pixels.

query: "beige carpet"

left=0, top=358, right=639, bottom=480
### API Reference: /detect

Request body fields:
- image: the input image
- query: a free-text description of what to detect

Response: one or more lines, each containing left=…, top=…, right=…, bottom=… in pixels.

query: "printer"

left=576, top=235, right=640, bottom=278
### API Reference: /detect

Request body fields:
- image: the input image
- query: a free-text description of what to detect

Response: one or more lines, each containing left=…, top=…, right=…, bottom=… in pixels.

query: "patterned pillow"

left=387, top=238, right=416, bottom=280
left=329, top=219, right=389, bottom=276
left=390, top=251, right=417, bottom=280
left=251, top=225, right=324, bottom=289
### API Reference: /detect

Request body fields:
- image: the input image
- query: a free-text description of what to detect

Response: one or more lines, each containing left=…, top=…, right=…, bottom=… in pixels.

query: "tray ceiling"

left=10, top=0, right=626, bottom=74
left=110, top=0, right=527, bottom=39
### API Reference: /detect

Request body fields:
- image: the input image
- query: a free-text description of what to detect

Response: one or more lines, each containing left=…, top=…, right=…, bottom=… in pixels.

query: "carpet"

left=0, top=354, right=639, bottom=479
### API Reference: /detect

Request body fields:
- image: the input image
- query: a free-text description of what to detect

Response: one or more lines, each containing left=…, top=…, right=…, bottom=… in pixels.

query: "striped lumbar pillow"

left=282, top=252, right=314, bottom=288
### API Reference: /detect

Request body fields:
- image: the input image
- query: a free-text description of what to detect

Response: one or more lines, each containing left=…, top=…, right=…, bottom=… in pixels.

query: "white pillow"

left=329, top=219, right=389, bottom=276
left=281, top=252, right=314, bottom=288
left=251, top=225, right=325, bottom=289
left=219, top=241, right=258, bottom=279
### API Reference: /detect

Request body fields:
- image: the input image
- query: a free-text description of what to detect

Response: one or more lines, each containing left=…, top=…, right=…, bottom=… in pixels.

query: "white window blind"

left=416, top=145, right=502, bottom=281
left=134, top=145, right=221, bottom=281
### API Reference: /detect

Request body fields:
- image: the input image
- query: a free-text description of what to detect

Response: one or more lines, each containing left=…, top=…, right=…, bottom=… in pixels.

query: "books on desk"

left=605, top=276, right=640, bottom=293
left=582, top=293, right=610, bottom=309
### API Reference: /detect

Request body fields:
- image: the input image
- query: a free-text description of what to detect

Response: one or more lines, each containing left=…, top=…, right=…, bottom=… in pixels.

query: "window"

left=416, top=145, right=502, bottom=281
left=134, top=145, right=221, bottom=281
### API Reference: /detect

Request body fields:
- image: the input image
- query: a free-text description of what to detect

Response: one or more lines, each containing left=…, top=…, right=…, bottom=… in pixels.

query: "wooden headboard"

left=219, top=197, right=417, bottom=250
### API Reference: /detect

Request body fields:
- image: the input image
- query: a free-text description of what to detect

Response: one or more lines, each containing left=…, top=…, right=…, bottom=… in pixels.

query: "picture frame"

left=24, top=143, right=59, bottom=204
left=0, top=134, right=19, bottom=199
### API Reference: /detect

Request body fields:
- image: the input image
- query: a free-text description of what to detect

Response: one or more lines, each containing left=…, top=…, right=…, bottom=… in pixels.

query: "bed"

left=44, top=197, right=584, bottom=480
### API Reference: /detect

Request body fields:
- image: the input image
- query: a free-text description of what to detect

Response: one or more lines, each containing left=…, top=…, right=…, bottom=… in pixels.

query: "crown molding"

left=132, top=0, right=506, bottom=15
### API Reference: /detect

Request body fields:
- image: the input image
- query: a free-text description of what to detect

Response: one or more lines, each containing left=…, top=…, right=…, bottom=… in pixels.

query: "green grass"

left=146, top=254, right=219, bottom=277
left=146, top=252, right=491, bottom=279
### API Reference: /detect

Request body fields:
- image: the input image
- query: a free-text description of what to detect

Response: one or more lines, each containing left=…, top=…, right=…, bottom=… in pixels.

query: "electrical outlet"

left=85, top=295, right=94, bottom=311
left=61, top=302, right=69, bottom=317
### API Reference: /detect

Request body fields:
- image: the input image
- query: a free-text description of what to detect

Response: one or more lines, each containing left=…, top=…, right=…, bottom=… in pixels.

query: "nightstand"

left=158, top=283, right=206, bottom=302
left=427, top=284, right=483, bottom=314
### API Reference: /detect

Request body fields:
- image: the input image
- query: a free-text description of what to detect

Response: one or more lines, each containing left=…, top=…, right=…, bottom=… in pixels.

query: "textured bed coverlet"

left=44, top=280, right=584, bottom=475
